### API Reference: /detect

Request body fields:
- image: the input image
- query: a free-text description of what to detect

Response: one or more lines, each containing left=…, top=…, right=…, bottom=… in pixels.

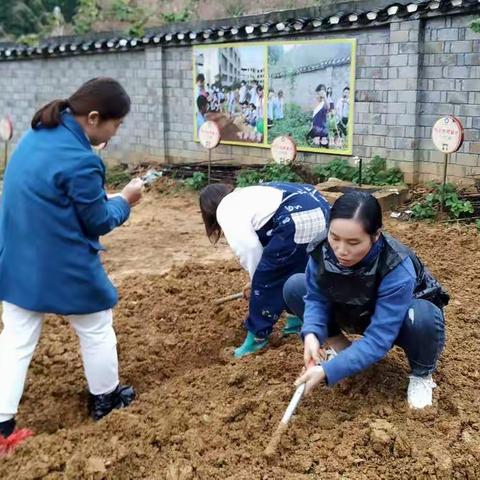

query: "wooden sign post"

left=0, top=116, right=13, bottom=170
left=271, top=136, right=297, bottom=165
left=198, top=121, right=220, bottom=184
left=431, top=116, right=464, bottom=212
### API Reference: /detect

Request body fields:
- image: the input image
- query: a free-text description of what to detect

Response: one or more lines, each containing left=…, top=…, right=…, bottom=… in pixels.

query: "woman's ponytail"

left=31, top=99, right=70, bottom=129
left=31, top=78, right=130, bottom=130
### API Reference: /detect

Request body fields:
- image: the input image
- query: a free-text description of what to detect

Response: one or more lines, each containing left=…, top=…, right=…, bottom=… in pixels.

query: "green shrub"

left=471, top=18, right=480, bottom=33
left=411, top=182, right=474, bottom=221
left=184, top=172, right=207, bottom=190
left=73, top=0, right=100, bottom=35
left=313, top=158, right=356, bottom=182
left=313, top=156, right=404, bottom=186
left=268, top=104, right=312, bottom=148
left=353, top=156, right=404, bottom=185
left=162, top=10, right=190, bottom=23
left=236, top=163, right=302, bottom=187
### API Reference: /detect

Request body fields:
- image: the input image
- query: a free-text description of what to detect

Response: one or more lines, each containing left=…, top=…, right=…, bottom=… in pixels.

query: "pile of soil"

left=1, top=194, right=479, bottom=479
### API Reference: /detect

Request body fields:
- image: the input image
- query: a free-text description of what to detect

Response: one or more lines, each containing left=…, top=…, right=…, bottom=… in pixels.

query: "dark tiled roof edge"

left=0, top=0, right=478, bottom=61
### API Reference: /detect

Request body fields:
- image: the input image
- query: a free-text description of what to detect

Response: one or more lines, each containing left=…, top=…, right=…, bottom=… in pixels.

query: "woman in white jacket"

left=199, top=181, right=330, bottom=358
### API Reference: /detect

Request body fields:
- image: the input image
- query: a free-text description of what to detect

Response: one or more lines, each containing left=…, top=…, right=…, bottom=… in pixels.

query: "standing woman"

left=326, top=86, right=335, bottom=111
left=307, top=84, right=329, bottom=147
left=284, top=192, right=448, bottom=409
left=199, top=182, right=330, bottom=358
left=275, top=90, right=285, bottom=121
left=0, top=78, right=143, bottom=444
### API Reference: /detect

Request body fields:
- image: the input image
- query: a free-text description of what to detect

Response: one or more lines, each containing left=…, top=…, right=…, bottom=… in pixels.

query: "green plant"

left=313, top=158, right=356, bottom=183
left=353, top=155, right=404, bottom=185
left=445, top=196, right=474, bottom=218
left=16, top=33, right=40, bottom=46
left=127, top=15, right=148, bottom=37
left=236, top=169, right=262, bottom=187
left=111, top=0, right=134, bottom=21
left=471, top=18, right=480, bottom=33
left=411, top=182, right=474, bottom=221
left=162, top=9, right=190, bottom=23
left=313, top=156, right=404, bottom=186
left=184, top=172, right=207, bottom=190
left=380, top=166, right=404, bottom=185
left=110, top=0, right=150, bottom=37
left=476, top=219, right=480, bottom=232
left=105, top=165, right=131, bottom=189
left=73, top=0, right=100, bottom=35
left=410, top=202, right=437, bottom=220
left=236, top=163, right=302, bottom=187
left=225, top=4, right=244, bottom=17
left=269, top=104, right=312, bottom=148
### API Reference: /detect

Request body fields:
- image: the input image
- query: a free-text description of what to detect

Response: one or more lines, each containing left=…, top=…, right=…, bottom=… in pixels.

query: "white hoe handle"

left=281, top=382, right=306, bottom=424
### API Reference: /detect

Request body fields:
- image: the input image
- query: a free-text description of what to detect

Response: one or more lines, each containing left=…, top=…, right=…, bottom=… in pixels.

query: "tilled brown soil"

left=1, top=192, right=479, bottom=479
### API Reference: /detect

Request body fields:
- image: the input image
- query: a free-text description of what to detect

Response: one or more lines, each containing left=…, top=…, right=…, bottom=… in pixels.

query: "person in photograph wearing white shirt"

left=336, top=86, right=350, bottom=137
left=239, top=81, right=248, bottom=106
left=249, top=81, right=258, bottom=107
left=199, top=182, right=330, bottom=358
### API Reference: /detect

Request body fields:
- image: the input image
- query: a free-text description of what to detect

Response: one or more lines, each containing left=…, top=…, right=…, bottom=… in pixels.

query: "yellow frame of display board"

left=192, top=38, right=356, bottom=155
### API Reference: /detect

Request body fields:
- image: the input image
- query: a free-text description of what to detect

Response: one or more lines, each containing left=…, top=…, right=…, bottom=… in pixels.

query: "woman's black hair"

left=32, top=77, right=130, bottom=129
left=199, top=183, right=234, bottom=243
left=330, top=191, right=383, bottom=236
left=315, top=84, right=326, bottom=92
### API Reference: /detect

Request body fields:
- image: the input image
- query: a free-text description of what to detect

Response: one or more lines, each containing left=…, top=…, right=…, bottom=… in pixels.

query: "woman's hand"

left=242, top=282, right=251, bottom=300
left=121, top=178, right=143, bottom=206
left=303, top=333, right=325, bottom=369
left=295, top=365, right=326, bottom=394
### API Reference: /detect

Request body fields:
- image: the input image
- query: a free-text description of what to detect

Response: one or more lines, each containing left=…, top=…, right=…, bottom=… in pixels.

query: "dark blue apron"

left=246, top=182, right=330, bottom=337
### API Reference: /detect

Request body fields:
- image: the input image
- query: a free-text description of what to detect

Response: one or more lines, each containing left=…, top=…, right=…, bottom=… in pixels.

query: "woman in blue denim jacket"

left=284, top=191, right=448, bottom=409
left=0, top=78, right=143, bottom=445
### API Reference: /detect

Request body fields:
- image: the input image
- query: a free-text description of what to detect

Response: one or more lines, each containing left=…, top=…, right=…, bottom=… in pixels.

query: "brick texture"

left=0, top=13, right=479, bottom=182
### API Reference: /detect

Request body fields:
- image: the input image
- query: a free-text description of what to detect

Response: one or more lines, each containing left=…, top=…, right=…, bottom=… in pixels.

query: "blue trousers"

left=283, top=273, right=445, bottom=376
left=245, top=189, right=329, bottom=338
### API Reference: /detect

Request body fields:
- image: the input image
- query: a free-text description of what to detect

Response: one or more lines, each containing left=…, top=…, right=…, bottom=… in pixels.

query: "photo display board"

left=193, top=39, right=356, bottom=155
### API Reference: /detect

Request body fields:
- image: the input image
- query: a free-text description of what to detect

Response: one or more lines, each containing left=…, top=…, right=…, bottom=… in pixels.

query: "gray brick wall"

left=0, top=12, right=479, bottom=183
left=417, top=14, right=480, bottom=182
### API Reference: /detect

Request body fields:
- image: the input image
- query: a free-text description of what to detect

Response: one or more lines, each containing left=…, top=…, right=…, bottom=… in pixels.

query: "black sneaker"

left=88, top=385, right=136, bottom=421
left=0, top=418, right=15, bottom=438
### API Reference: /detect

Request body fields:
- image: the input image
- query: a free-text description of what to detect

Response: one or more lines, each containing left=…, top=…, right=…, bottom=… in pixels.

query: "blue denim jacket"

left=0, top=112, right=130, bottom=314
left=302, top=238, right=417, bottom=385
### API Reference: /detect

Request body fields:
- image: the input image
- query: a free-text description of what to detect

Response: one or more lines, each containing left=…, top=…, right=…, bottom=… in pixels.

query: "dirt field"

left=1, top=183, right=479, bottom=479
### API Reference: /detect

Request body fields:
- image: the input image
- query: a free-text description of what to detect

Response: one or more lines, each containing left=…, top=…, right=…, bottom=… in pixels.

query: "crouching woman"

left=284, top=191, right=448, bottom=409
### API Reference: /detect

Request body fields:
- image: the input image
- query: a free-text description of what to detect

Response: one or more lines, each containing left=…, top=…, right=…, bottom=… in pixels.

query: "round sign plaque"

left=198, top=121, right=221, bottom=150
left=432, top=116, right=464, bottom=154
left=271, top=136, right=297, bottom=165
left=0, top=117, right=13, bottom=142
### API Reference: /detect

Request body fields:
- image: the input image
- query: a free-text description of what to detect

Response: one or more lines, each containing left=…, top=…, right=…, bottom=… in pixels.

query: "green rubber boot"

left=282, top=315, right=303, bottom=336
left=234, top=331, right=269, bottom=358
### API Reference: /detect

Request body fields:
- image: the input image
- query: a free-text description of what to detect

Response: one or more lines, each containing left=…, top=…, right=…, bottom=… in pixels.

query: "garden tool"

left=264, top=382, right=306, bottom=458
left=264, top=347, right=337, bottom=458
left=213, top=292, right=243, bottom=305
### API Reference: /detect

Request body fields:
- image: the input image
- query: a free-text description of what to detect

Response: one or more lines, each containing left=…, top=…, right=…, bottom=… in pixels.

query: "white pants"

left=0, top=302, right=119, bottom=422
